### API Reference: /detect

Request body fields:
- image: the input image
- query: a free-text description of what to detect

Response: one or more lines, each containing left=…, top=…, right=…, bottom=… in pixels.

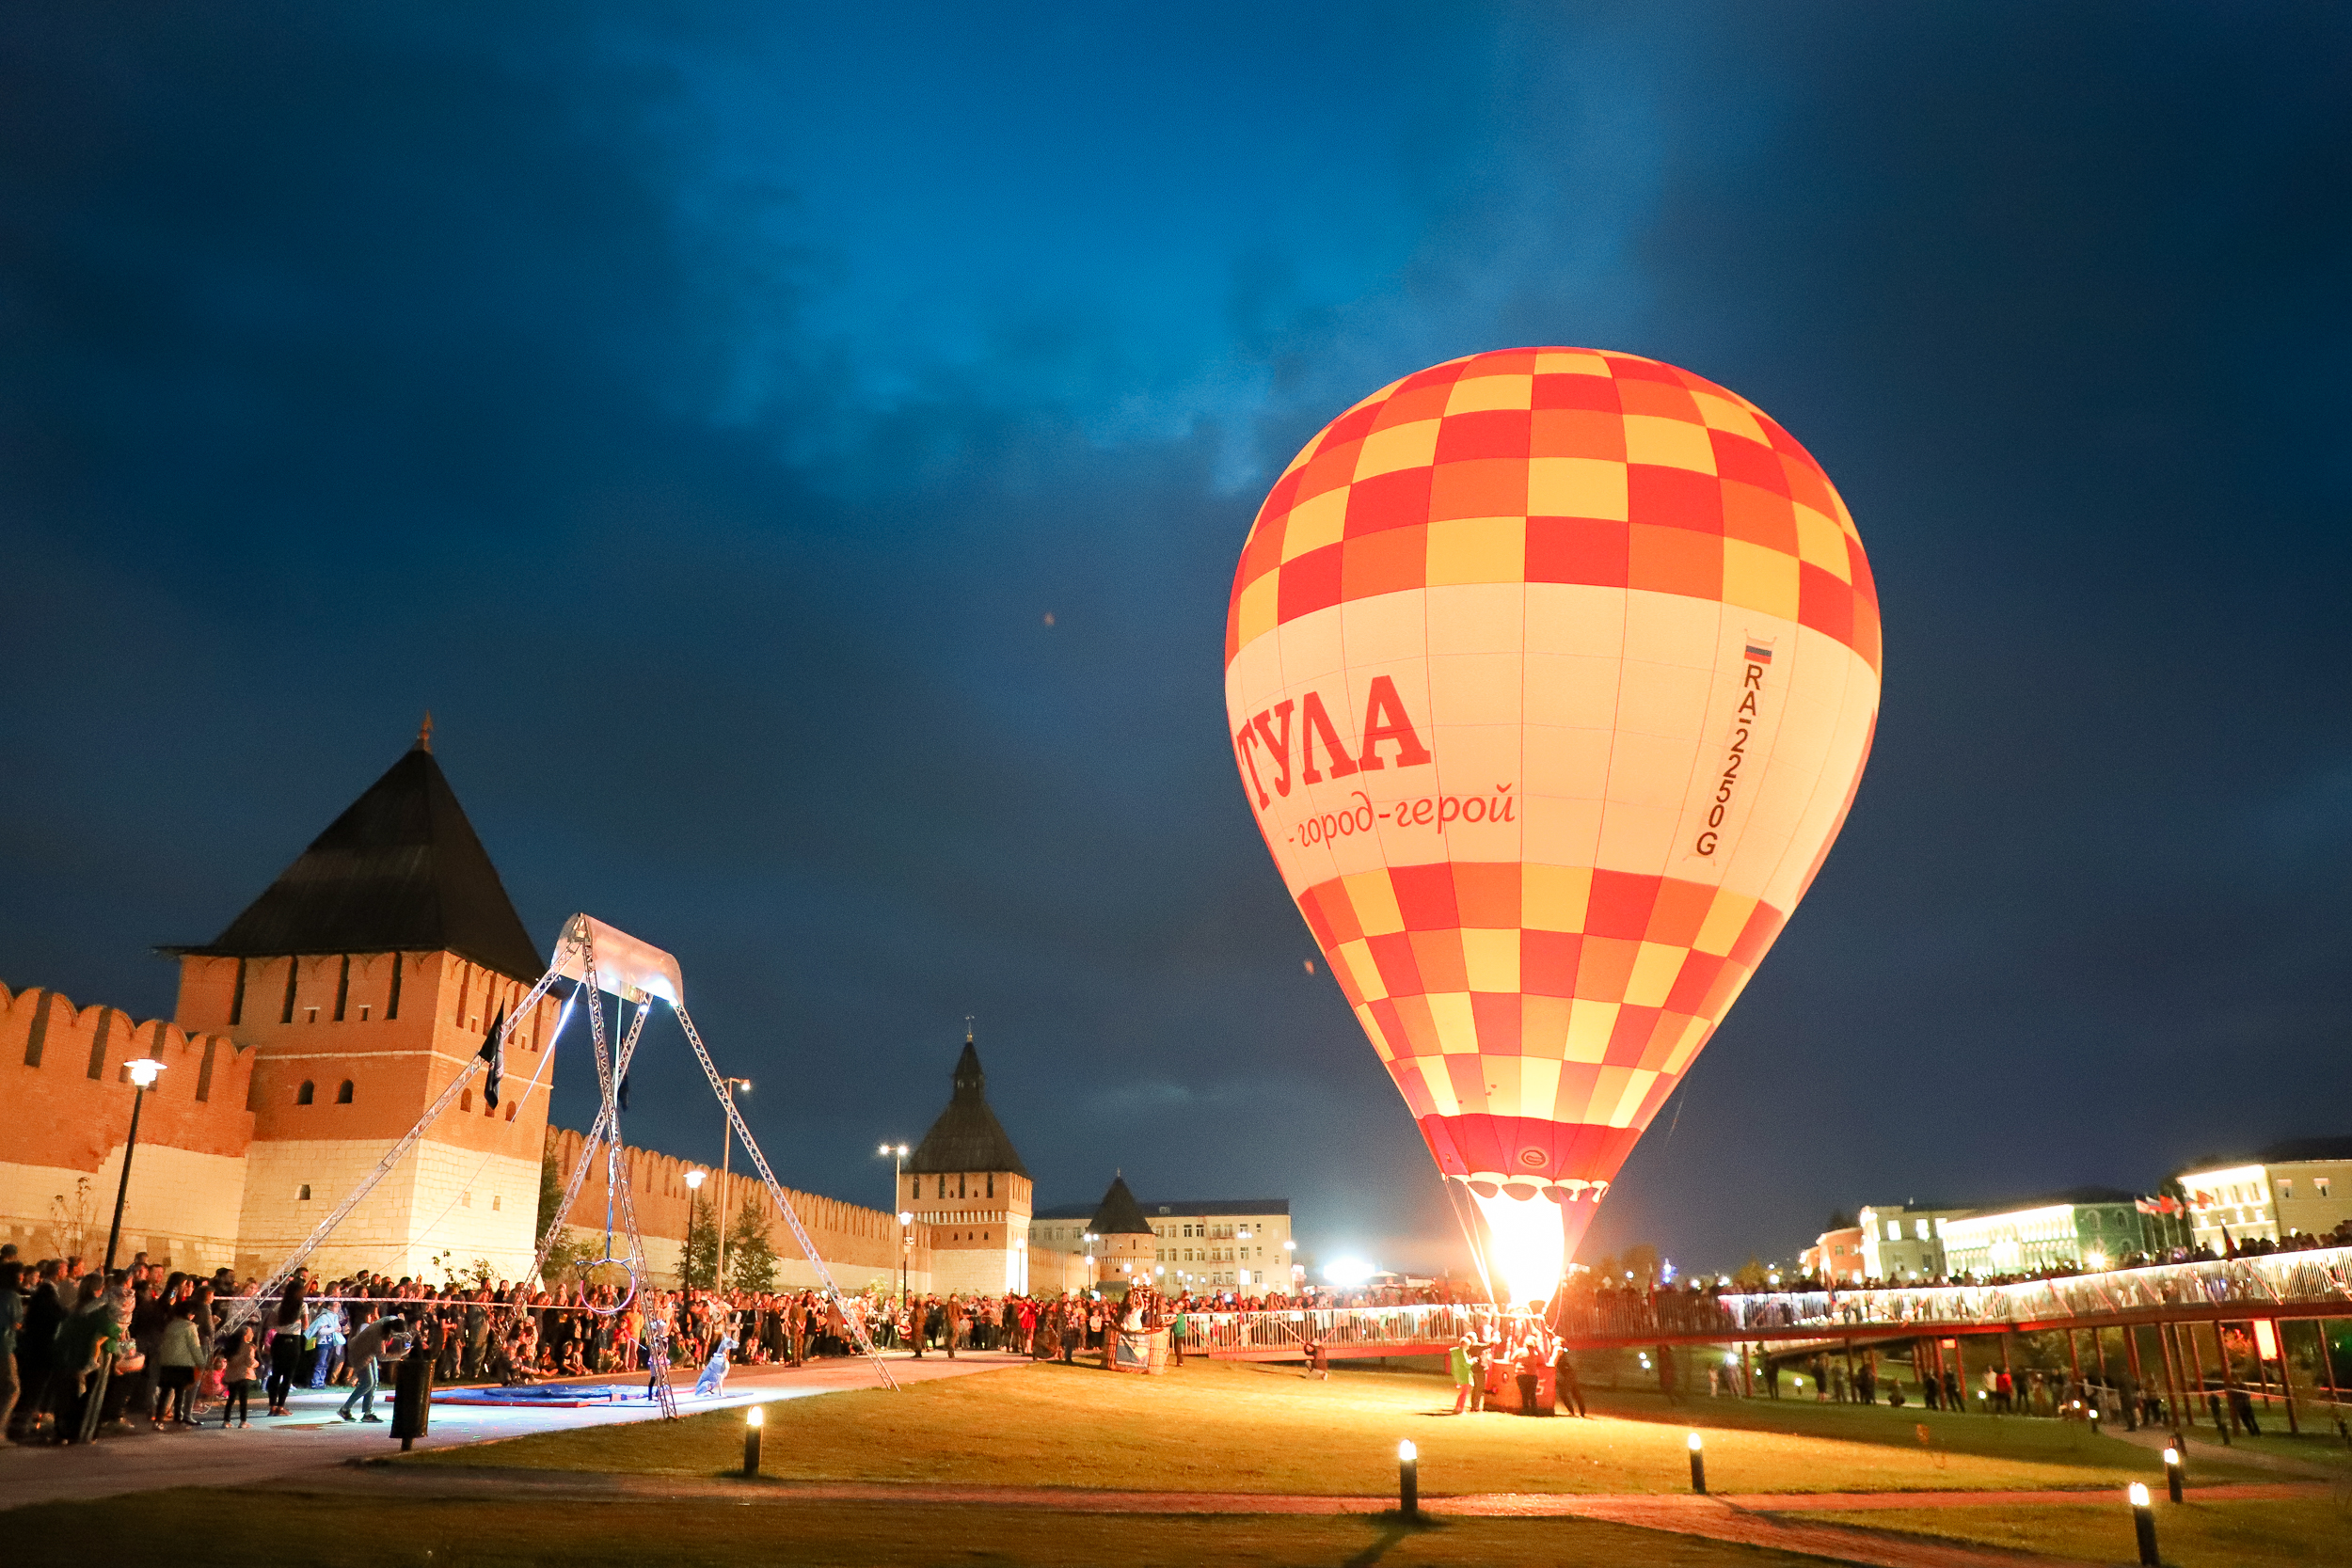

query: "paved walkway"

left=2109, top=1419, right=2347, bottom=1480
left=263, top=1465, right=2332, bottom=1568
left=0, top=1351, right=1024, bottom=1512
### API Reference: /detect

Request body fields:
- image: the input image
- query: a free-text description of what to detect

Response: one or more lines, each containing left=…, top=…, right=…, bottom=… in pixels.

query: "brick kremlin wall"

left=0, top=980, right=256, bottom=1270
left=549, top=1125, right=934, bottom=1293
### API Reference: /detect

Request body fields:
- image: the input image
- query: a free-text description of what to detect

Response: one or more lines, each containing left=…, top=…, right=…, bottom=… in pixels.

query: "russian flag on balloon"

left=1225, top=348, right=1880, bottom=1307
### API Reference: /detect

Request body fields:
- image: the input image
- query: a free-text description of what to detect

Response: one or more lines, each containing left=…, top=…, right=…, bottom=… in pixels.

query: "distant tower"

left=1086, top=1175, right=1155, bottom=1294
left=167, top=732, right=558, bottom=1281
left=904, top=1028, right=1032, bottom=1294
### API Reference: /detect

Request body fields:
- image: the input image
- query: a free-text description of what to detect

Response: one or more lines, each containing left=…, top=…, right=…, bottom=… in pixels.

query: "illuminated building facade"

left=1940, top=1189, right=2145, bottom=1277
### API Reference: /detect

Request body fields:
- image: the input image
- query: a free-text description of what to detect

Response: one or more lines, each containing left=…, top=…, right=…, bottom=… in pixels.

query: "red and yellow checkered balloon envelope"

left=1225, top=348, right=1880, bottom=1306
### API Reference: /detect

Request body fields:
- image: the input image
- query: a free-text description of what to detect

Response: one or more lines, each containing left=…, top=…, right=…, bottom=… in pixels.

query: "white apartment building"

left=2177, top=1138, right=2352, bottom=1250
left=1940, top=1189, right=2145, bottom=1278
left=1855, top=1202, right=1970, bottom=1281
left=1038, top=1196, right=1295, bottom=1296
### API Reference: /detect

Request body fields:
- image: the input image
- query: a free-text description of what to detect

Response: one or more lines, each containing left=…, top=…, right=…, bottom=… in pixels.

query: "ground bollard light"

left=1687, top=1432, right=1707, bottom=1495
left=2162, top=1446, right=2184, bottom=1504
left=1397, top=1440, right=1418, bottom=1518
left=743, top=1406, right=764, bottom=1477
left=2129, top=1482, right=2157, bottom=1565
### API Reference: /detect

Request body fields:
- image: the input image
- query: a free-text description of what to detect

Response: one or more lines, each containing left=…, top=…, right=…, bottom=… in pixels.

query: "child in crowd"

left=217, top=1328, right=256, bottom=1427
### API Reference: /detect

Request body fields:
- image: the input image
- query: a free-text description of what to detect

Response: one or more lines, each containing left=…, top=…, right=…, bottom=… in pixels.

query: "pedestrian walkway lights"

left=1397, top=1440, right=1418, bottom=1517
left=2129, top=1482, right=2157, bottom=1564
left=1688, top=1431, right=1707, bottom=1494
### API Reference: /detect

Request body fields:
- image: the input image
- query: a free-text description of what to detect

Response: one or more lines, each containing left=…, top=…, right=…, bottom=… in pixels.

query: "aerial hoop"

left=576, top=1255, right=640, bottom=1315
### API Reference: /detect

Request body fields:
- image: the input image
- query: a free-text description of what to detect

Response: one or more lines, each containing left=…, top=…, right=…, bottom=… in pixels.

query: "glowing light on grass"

left=1468, top=1186, right=1565, bottom=1309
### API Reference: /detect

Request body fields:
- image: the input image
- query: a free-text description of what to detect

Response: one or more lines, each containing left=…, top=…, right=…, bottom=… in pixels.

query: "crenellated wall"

left=0, top=980, right=256, bottom=1270
left=549, top=1125, right=933, bottom=1293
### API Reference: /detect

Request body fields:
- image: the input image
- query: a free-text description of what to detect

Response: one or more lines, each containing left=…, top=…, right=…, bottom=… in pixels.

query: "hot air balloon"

left=1225, top=348, right=1879, bottom=1308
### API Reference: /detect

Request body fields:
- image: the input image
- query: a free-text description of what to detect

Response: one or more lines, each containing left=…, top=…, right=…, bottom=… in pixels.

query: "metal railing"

left=1172, top=1303, right=1478, bottom=1357
left=1568, top=1246, right=2352, bottom=1340
left=1167, top=1247, right=2352, bottom=1354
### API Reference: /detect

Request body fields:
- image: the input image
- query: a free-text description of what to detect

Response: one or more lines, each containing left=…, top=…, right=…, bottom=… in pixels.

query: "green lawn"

left=1805, top=1497, right=2352, bottom=1568
left=0, top=1488, right=1830, bottom=1568
left=409, top=1357, right=2212, bottom=1497
left=15, top=1360, right=2348, bottom=1567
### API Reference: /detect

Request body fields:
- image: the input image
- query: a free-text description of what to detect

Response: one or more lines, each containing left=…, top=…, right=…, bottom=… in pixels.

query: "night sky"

left=5, top=5, right=2347, bottom=1279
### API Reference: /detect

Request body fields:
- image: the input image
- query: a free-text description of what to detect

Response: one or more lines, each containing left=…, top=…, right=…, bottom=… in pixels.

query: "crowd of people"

left=1440, top=1311, right=1586, bottom=1418
left=0, top=1243, right=1311, bottom=1445
left=9, top=1228, right=2341, bottom=1447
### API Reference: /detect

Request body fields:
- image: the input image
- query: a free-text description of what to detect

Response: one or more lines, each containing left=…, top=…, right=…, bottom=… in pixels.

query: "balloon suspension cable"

left=1441, top=1178, right=1500, bottom=1310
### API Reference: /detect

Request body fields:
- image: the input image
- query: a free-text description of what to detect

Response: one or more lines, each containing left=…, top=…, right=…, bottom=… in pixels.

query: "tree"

left=1619, top=1243, right=1661, bottom=1288
left=725, top=1200, right=778, bottom=1293
left=1825, top=1210, right=1856, bottom=1233
left=681, top=1194, right=720, bottom=1290
left=1732, top=1256, right=1772, bottom=1291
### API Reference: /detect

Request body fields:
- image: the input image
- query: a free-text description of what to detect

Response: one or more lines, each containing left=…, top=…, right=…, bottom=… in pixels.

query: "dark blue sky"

left=5, top=3, right=2347, bottom=1277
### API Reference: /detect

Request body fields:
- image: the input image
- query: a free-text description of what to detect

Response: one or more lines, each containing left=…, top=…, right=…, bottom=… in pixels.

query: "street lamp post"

left=877, top=1144, right=911, bottom=1309
left=898, top=1211, right=914, bottom=1310
left=717, top=1077, right=751, bottom=1290
left=684, top=1168, right=707, bottom=1289
left=104, top=1058, right=166, bottom=1273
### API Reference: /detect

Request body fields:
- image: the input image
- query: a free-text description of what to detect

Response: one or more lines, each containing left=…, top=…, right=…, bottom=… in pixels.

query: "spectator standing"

left=217, top=1327, right=257, bottom=1427
left=1553, top=1341, right=1588, bottom=1418
left=338, top=1309, right=396, bottom=1423
left=0, top=1262, right=22, bottom=1440
left=264, top=1278, right=307, bottom=1416
left=43, top=1274, right=111, bottom=1442
left=307, top=1298, right=345, bottom=1389
left=13, top=1263, right=63, bottom=1441
left=152, top=1303, right=203, bottom=1425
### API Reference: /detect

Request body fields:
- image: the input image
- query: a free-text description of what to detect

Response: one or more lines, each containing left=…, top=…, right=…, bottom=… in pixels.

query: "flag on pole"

left=478, top=1003, right=506, bottom=1111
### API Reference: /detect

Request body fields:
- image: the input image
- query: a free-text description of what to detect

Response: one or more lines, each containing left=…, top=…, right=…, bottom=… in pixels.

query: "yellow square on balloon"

left=1720, top=537, right=1800, bottom=620
left=1526, top=457, right=1628, bottom=520
left=1355, top=420, right=1441, bottom=480
left=1424, top=516, right=1525, bottom=586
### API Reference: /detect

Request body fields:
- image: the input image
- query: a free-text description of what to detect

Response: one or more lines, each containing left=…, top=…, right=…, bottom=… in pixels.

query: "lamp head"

left=898, top=1211, right=912, bottom=1226
left=684, top=1169, right=706, bottom=1191
left=1397, top=1439, right=1416, bottom=1463
left=2129, top=1482, right=2150, bottom=1507
left=1687, top=1432, right=1703, bottom=1451
left=746, top=1406, right=764, bottom=1428
left=126, top=1057, right=165, bottom=1088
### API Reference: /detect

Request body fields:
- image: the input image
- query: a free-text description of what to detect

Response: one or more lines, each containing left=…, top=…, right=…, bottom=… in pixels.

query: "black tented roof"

left=906, top=1037, right=1029, bottom=1177
left=1088, top=1175, right=1154, bottom=1236
left=167, top=737, right=542, bottom=982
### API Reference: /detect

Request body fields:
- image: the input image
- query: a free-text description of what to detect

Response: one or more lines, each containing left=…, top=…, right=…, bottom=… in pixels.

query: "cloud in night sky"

left=3, top=1, right=2347, bottom=1275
